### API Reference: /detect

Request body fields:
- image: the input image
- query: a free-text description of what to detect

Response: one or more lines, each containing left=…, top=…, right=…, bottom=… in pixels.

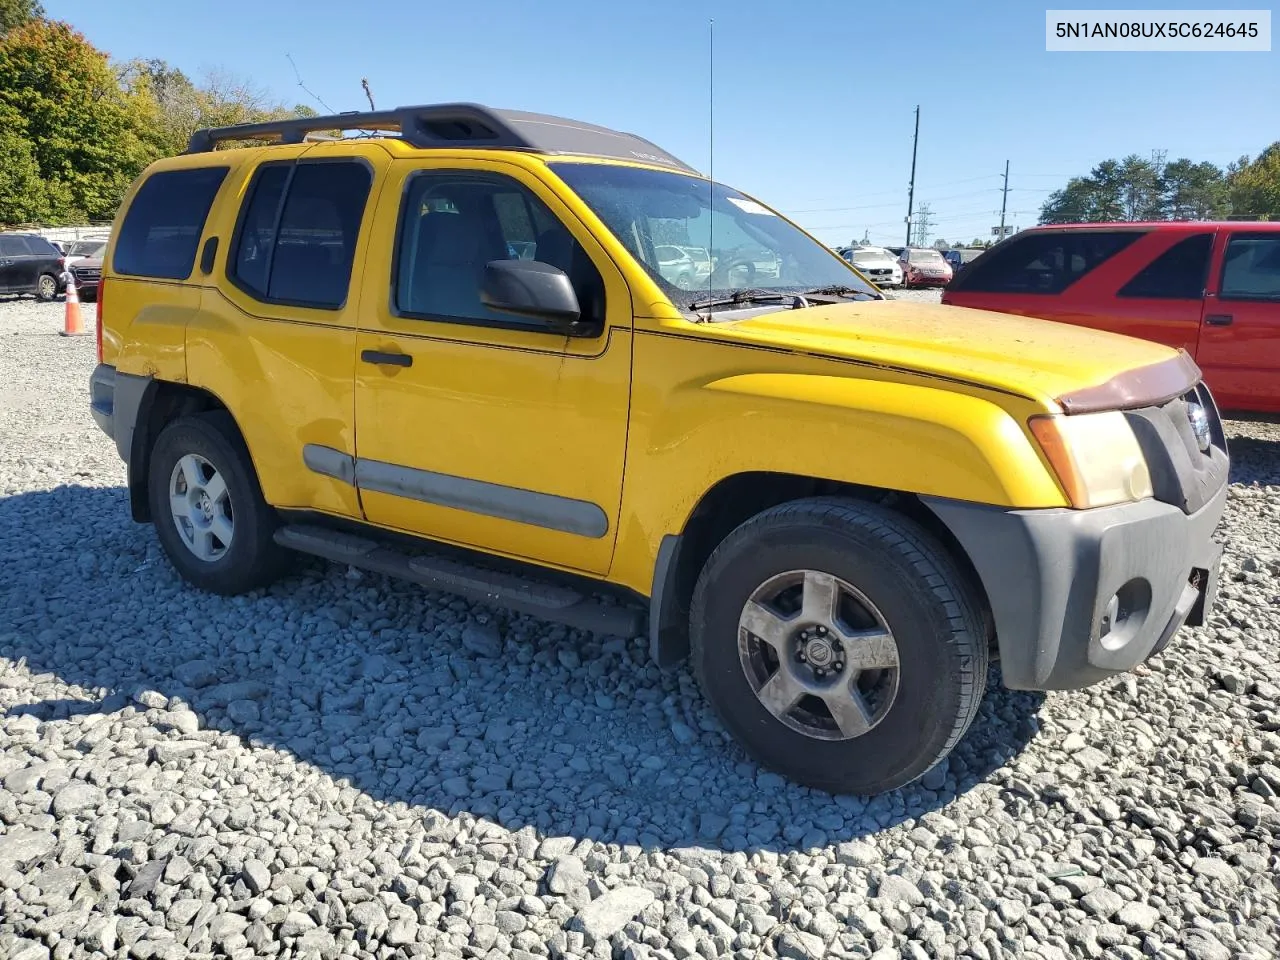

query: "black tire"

left=35, top=273, right=58, bottom=301
left=690, top=497, right=988, bottom=795
left=148, top=411, right=291, bottom=595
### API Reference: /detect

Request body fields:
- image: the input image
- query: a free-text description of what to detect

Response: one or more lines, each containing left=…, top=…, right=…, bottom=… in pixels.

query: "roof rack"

left=185, top=102, right=700, bottom=175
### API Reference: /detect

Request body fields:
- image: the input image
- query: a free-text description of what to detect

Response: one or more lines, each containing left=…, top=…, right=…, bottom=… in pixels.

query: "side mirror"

left=480, top=259, right=590, bottom=335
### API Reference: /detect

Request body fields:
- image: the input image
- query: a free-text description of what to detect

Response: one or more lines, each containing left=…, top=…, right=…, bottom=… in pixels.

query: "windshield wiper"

left=688, top=289, right=790, bottom=312
left=800, top=285, right=882, bottom=300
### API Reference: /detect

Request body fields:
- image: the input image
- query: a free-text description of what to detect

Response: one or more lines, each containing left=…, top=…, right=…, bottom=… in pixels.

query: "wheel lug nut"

left=834, top=661, right=844, bottom=671
left=796, top=651, right=806, bottom=662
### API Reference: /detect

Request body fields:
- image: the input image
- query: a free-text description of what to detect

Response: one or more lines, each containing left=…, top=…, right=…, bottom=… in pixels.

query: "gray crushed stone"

left=1, top=294, right=1278, bottom=959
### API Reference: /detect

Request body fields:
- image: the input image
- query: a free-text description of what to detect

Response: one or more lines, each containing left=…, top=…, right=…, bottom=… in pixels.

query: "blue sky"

left=48, top=0, right=1278, bottom=247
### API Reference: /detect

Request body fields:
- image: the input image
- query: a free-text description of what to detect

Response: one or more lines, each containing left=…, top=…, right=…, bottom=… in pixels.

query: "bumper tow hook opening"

left=1098, top=578, right=1153, bottom=652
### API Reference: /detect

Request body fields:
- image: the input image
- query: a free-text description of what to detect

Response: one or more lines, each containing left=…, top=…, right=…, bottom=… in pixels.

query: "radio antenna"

left=706, top=17, right=715, bottom=307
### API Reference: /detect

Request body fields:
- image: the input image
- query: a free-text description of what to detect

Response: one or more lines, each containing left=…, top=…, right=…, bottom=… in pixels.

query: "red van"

left=942, top=222, right=1280, bottom=415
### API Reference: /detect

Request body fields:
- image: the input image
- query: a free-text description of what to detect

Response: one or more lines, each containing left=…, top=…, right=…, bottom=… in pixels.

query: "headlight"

left=1028, top=411, right=1153, bottom=508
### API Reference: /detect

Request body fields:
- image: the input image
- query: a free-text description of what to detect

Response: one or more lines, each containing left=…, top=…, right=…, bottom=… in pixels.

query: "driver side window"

left=393, top=171, right=605, bottom=329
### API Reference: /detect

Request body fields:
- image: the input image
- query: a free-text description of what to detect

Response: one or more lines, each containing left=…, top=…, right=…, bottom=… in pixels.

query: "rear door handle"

left=1205, top=314, right=1233, bottom=326
left=361, top=349, right=413, bottom=368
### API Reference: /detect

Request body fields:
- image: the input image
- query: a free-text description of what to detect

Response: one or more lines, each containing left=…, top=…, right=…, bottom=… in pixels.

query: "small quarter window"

left=949, top=230, right=1142, bottom=294
left=113, top=167, right=228, bottom=279
left=1118, top=233, right=1212, bottom=300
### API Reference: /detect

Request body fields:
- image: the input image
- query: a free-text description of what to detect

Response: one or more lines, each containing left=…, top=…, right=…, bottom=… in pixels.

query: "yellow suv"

left=88, top=104, right=1228, bottom=794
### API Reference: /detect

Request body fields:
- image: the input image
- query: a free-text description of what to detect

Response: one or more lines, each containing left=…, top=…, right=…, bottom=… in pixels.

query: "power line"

left=784, top=187, right=999, bottom=215
left=805, top=200, right=1014, bottom=230
left=782, top=173, right=1004, bottom=207
left=808, top=209, right=1039, bottom=233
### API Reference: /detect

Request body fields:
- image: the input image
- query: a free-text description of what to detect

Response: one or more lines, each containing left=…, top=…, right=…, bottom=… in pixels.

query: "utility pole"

left=905, top=106, right=919, bottom=247
left=998, top=159, right=1010, bottom=242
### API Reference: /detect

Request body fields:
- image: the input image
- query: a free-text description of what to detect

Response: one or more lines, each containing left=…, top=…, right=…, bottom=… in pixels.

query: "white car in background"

left=843, top=245, right=903, bottom=288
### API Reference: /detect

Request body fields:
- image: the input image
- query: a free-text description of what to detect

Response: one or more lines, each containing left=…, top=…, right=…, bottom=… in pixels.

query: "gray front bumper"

left=923, top=486, right=1227, bottom=691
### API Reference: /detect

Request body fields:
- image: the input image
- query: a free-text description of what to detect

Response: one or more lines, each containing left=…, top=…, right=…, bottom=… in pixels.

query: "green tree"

left=1117, top=154, right=1162, bottom=220
left=120, top=59, right=328, bottom=154
left=1040, top=154, right=1230, bottom=224
left=1086, top=160, right=1126, bottom=221
left=0, top=20, right=158, bottom=221
left=0, top=100, right=45, bottom=223
left=1161, top=159, right=1229, bottom=219
left=0, top=0, right=43, bottom=34
left=1229, top=143, right=1280, bottom=221
left=1040, top=177, right=1096, bottom=224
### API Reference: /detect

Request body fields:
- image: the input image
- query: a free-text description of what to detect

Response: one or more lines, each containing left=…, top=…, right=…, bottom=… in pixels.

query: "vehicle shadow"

left=1, top=484, right=1045, bottom=853
left=1226, top=434, right=1280, bottom=487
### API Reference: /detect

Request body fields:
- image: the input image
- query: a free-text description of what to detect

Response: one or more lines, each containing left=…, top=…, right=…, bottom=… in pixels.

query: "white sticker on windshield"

left=727, top=197, right=776, bottom=216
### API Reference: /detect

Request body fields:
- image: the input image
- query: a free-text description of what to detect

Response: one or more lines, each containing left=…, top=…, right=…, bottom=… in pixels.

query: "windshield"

left=71, top=240, right=106, bottom=257
left=549, top=163, right=877, bottom=308
left=908, top=248, right=945, bottom=262
left=851, top=247, right=891, bottom=260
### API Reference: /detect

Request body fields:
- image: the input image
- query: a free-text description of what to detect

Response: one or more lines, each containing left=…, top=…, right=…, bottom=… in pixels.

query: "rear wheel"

left=36, top=273, right=57, bottom=301
left=690, top=497, right=988, bottom=794
left=148, top=412, right=291, bottom=595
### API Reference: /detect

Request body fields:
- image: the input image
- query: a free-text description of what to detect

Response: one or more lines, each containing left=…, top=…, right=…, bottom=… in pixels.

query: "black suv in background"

left=0, top=232, right=65, bottom=300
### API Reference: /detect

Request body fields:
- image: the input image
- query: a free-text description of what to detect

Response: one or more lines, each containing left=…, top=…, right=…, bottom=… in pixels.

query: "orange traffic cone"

left=59, top=272, right=87, bottom=337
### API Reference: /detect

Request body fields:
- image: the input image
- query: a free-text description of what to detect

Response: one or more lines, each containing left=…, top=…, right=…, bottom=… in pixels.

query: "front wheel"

left=148, top=412, right=291, bottom=595
left=690, top=497, right=988, bottom=794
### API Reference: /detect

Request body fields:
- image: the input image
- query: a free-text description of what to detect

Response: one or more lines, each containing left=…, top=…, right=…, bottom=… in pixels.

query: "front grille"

left=1124, top=382, right=1228, bottom=515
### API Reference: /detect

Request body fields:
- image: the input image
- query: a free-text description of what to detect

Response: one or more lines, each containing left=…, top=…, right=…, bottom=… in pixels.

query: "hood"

left=851, top=256, right=898, bottom=269
left=706, top=298, right=1193, bottom=411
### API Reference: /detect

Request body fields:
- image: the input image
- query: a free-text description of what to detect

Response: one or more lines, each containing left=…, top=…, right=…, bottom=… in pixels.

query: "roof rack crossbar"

left=184, top=102, right=700, bottom=174
left=186, top=103, right=535, bottom=154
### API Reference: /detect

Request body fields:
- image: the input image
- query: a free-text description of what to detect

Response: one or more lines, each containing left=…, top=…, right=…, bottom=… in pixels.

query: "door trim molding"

left=302, top=444, right=609, bottom=539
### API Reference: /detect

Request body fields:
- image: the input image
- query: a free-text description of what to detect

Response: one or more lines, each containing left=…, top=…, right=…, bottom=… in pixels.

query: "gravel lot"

left=2, top=292, right=1278, bottom=960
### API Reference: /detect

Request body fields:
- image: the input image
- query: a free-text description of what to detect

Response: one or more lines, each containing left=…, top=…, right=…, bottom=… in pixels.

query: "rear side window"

left=230, top=161, right=372, bottom=309
left=113, top=167, right=228, bottom=279
left=18, top=236, right=56, bottom=256
left=949, top=230, right=1142, bottom=294
left=1220, top=234, right=1280, bottom=301
left=1118, top=233, right=1213, bottom=299
left=0, top=236, right=26, bottom=257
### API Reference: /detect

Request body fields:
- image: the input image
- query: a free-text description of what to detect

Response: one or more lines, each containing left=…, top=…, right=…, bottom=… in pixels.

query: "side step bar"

left=273, top=524, right=645, bottom=637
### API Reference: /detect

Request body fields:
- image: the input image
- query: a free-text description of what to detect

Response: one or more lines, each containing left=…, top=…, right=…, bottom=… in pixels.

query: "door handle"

left=1205, top=314, right=1233, bottom=327
left=361, top=349, right=413, bottom=368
